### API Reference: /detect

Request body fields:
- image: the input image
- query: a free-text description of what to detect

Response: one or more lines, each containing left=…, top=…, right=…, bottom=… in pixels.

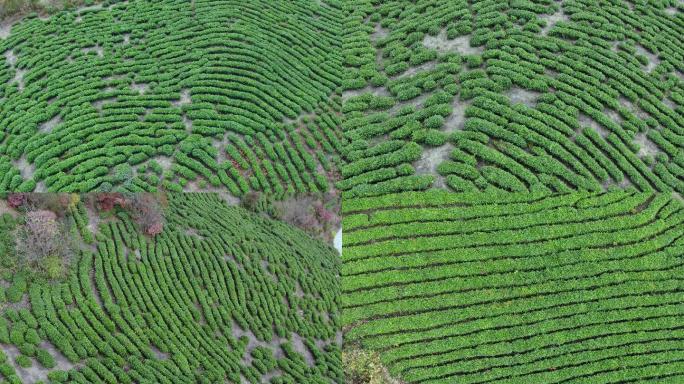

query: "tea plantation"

left=0, top=0, right=344, bottom=197
left=342, top=189, right=684, bottom=383
left=0, top=193, right=341, bottom=383
left=340, top=0, right=684, bottom=197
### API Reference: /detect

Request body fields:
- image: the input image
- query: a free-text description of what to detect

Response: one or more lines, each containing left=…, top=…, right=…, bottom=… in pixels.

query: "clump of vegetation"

left=6, top=193, right=26, bottom=209
left=19, top=193, right=79, bottom=216
left=124, top=193, right=166, bottom=236
left=84, top=192, right=166, bottom=236
left=6, top=272, right=27, bottom=303
left=277, top=192, right=340, bottom=243
left=90, top=192, right=126, bottom=211
left=16, top=209, right=73, bottom=279
left=1, top=193, right=79, bottom=280
left=343, top=346, right=400, bottom=384
left=0, top=214, right=17, bottom=270
left=14, top=355, right=31, bottom=369
left=241, top=191, right=340, bottom=243
left=240, top=191, right=281, bottom=217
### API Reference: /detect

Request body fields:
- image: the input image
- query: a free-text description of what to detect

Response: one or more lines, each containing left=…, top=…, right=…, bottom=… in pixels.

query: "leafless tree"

left=16, top=210, right=72, bottom=264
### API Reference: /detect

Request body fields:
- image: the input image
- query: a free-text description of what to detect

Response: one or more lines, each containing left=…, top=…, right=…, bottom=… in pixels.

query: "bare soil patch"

left=444, top=99, right=470, bottom=132
left=4, top=50, right=25, bottom=90
left=618, top=96, right=649, bottom=119
left=423, top=29, right=483, bottom=55
left=81, top=45, right=103, bottom=57
left=0, top=200, right=18, bottom=218
left=634, top=132, right=660, bottom=157
left=664, top=6, right=678, bottom=15
left=578, top=112, right=610, bottom=138
left=172, top=89, right=191, bottom=107
left=291, top=332, right=315, bottom=367
left=370, top=23, right=389, bottom=44
left=131, top=82, right=149, bottom=94
left=183, top=114, right=193, bottom=132
left=507, top=87, right=539, bottom=108
left=155, top=156, right=173, bottom=172
left=635, top=44, right=660, bottom=73
left=342, top=86, right=390, bottom=102
left=13, top=156, right=35, bottom=180
left=414, top=143, right=453, bottom=188
left=539, top=9, right=569, bottom=35
left=399, top=61, right=436, bottom=78
left=38, top=115, right=61, bottom=133
left=231, top=321, right=285, bottom=361
left=0, top=14, right=22, bottom=39
left=92, top=96, right=116, bottom=113
left=150, top=345, right=169, bottom=360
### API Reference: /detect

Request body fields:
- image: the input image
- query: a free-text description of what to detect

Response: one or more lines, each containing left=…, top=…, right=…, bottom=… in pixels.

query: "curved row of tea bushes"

left=0, top=0, right=344, bottom=197
left=0, top=193, right=341, bottom=383
left=340, top=0, right=684, bottom=196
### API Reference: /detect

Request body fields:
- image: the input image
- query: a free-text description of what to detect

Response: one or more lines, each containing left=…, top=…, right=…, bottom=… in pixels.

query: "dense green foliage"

left=340, top=0, right=684, bottom=196
left=0, top=213, right=17, bottom=269
left=0, top=0, right=344, bottom=197
left=342, top=189, right=684, bottom=383
left=0, top=194, right=341, bottom=383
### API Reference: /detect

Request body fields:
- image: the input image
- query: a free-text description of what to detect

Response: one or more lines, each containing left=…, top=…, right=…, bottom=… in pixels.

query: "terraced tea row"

left=340, top=0, right=684, bottom=197
left=342, top=190, right=684, bottom=383
left=0, top=193, right=341, bottom=383
left=0, top=0, right=344, bottom=196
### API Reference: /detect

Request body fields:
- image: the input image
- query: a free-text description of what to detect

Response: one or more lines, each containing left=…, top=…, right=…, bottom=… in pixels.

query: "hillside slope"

left=0, top=0, right=344, bottom=197
left=0, top=193, right=341, bottom=383
left=340, top=0, right=684, bottom=197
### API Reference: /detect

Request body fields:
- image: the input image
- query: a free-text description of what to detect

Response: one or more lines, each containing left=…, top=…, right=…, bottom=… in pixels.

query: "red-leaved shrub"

left=96, top=193, right=126, bottom=211
left=124, top=194, right=165, bottom=237
left=275, top=192, right=340, bottom=242
left=7, top=193, right=27, bottom=208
